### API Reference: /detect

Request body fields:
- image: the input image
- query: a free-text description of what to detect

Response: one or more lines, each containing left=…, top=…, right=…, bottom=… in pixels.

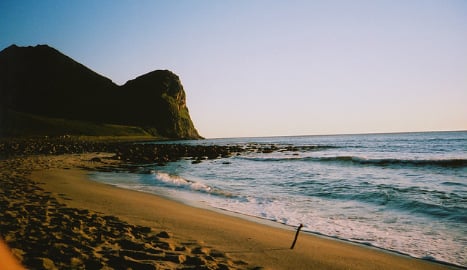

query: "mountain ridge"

left=0, top=44, right=201, bottom=139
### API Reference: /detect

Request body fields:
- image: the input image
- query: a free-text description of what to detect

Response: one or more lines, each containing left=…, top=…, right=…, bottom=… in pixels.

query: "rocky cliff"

left=0, top=44, right=201, bottom=139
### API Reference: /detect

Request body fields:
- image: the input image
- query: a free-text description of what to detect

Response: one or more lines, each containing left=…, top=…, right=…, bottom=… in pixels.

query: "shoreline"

left=1, top=153, right=255, bottom=269
left=192, top=205, right=461, bottom=268
left=87, top=174, right=465, bottom=270
left=20, top=153, right=456, bottom=269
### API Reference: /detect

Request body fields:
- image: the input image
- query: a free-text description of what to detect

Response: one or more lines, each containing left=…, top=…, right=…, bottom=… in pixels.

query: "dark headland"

left=0, top=44, right=201, bottom=139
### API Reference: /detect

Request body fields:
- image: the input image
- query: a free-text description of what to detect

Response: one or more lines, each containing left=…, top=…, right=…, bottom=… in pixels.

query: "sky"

left=1, top=0, right=466, bottom=138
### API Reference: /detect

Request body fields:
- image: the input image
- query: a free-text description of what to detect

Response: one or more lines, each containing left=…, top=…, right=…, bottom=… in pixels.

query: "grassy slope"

left=1, top=110, right=161, bottom=140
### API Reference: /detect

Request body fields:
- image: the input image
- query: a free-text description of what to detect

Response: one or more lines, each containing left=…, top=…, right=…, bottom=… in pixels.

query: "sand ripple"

left=0, top=156, right=254, bottom=270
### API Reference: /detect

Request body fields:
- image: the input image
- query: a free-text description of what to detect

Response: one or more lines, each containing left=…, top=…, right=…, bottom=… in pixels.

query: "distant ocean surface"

left=90, top=131, right=467, bottom=267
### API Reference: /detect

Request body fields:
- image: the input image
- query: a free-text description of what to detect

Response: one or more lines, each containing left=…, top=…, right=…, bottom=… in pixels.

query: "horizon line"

left=203, top=129, right=467, bottom=140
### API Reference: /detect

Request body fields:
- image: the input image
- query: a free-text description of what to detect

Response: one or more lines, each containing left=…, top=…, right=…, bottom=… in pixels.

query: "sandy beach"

left=0, top=153, right=456, bottom=269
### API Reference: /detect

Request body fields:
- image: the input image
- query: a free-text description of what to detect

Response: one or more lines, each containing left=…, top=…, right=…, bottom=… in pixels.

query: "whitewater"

left=90, top=131, right=467, bottom=267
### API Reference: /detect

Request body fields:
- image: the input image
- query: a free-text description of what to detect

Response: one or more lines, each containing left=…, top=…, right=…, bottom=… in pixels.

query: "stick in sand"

left=290, top=223, right=303, bottom=250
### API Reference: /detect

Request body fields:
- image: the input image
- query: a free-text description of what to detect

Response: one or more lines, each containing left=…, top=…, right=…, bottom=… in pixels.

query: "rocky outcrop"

left=0, top=44, right=201, bottom=139
left=0, top=137, right=245, bottom=164
left=118, top=70, right=200, bottom=139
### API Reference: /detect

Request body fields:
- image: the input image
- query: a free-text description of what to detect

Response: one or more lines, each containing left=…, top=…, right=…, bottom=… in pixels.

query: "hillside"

left=0, top=44, right=201, bottom=139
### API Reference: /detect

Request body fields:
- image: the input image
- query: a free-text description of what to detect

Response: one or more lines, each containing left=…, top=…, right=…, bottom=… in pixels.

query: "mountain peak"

left=0, top=44, right=201, bottom=139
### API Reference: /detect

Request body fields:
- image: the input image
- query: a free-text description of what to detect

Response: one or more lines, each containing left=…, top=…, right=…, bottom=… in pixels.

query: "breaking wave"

left=240, top=156, right=467, bottom=168
left=151, top=171, right=236, bottom=198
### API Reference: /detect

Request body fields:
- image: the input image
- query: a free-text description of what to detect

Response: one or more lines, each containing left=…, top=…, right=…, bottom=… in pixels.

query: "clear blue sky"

left=1, top=0, right=466, bottom=138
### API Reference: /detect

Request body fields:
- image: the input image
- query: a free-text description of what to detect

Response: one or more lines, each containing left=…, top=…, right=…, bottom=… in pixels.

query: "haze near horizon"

left=1, top=0, right=466, bottom=138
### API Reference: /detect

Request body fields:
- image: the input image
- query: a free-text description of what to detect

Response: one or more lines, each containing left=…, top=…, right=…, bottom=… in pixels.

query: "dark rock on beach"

left=0, top=137, right=245, bottom=165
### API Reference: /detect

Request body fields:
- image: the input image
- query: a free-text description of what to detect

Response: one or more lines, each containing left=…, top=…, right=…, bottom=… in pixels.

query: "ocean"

left=90, top=131, right=467, bottom=267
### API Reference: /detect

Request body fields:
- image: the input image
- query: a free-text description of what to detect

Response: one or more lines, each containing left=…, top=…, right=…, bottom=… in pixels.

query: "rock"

left=0, top=44, right=201, bottom=139
left=192, top=159, right=202, bottom=164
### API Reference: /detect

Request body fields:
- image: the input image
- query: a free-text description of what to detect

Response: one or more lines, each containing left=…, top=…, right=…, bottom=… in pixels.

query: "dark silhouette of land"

left=0, top=44, right=201, bottom=139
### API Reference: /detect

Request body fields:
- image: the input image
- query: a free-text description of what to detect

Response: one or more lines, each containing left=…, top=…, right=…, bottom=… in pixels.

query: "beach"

left=0, top=151, right=456, bottom=270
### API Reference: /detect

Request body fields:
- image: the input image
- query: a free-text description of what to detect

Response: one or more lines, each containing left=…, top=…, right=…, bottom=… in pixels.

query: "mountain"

left=0, top=44, right=201, bottom=139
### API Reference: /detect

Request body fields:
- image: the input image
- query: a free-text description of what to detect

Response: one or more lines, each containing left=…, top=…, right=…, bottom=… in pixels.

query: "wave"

left=151, top=171, right=236, bottom=198
left=441, top=181, right=467, bottom=187
left=317, top=156, right=467, bottom=168
left=299, top=183, right=467, bottom=222
left=153, top=171, right=211, bottom=191
left=240, top=156, right=467, bottom=168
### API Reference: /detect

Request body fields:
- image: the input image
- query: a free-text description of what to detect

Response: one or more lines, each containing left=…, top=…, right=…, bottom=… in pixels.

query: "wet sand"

left=0, top=153, right=455, bottom=269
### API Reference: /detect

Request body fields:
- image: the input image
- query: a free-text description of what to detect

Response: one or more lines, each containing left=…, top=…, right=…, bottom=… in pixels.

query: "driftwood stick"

left=290, top=223, right=303, bottom=249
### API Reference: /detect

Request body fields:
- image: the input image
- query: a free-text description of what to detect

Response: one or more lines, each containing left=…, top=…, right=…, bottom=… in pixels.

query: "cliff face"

left=0, top=44, right=201, bottom=139
left=120, top=71, right=200, bottom=139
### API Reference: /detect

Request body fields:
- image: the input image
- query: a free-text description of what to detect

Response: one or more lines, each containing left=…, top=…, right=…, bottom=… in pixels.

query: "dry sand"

left=0, top=153, right=457, bottom=269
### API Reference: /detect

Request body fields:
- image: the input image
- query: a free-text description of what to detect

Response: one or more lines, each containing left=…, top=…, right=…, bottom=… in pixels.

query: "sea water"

left=90, top=131, right=467, bottom=267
